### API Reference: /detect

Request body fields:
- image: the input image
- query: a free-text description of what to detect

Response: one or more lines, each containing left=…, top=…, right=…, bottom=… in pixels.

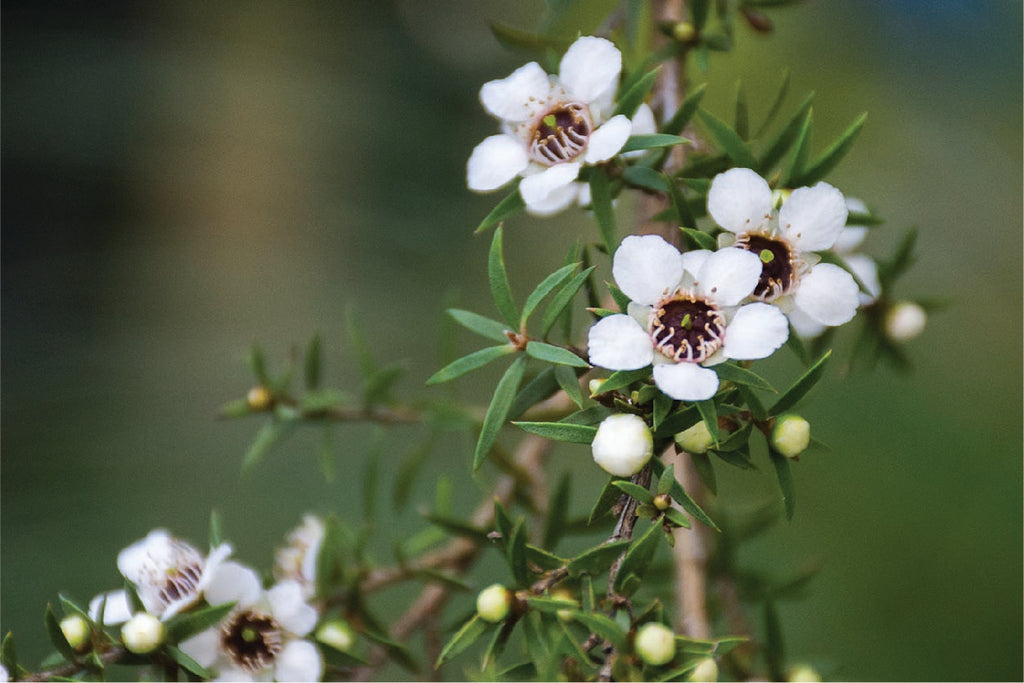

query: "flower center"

left=221, top=609, right=283, bottom=673
left=735, top=233, right=797, bottom=300
left=157, top=560, right=203, bottom=608
left=650, top=295, right=726, bottom=363
left=529, top=102, right=592, bottom=165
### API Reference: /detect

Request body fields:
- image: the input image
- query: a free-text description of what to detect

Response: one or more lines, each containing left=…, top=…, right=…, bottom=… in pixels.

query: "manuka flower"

left=588, top=235, right=788, bottom=401
left=89, top=529, right=233, bottom=624
left=467, top=36, right=643, bottom=216
left=708, top=168, right=860, bottom=328
left=180, top=561, right=323, bottom=682
left=274, top=514, right=325, bottom=601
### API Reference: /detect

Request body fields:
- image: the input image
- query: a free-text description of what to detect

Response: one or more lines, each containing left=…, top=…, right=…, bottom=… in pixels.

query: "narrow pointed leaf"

left=768, top=350, right=831, bottom=415
left=613, top=521, right=662, bottom=596
left=554, top=364, right=584, bottom=408
left=304, top=333, right=322, bottom=390
left=448, top=308, right=512, bottom=343
left=513, top=421, right=597, bottom=444
left=476, top=185, right=525, bottom=234
left=758, top=91, right=813, bottom=173
left=436, top=615, right=492, bottom=668
left=521, top=263, right=579, bottom=328
left=769, top=450, right=796, bottom=520
left=489, top=22, right=566, bottom=52
left=168, top=644, right=215, bottom=679
left=668, top=177, right=698, bottom=230
left=508, top=366, right=559, bottom=420
left=542, top=474, right=571, bottom=549
left=474, top=355, right=527, bottom=471
left=589, top=166, right=617, bottom=255
left=619, top=134, right=690, bottom=153
left=541, top=266, right=596, bottom=338
left=525, top=341, right=589, bottom=367
left=783, top=107, right=814, bottom=187
left=613, top=67, right=660, bottom=118
left=568, top=611, right=627, bottom=652
left=737, top=384, right=768, bottom=421
left=44, top=604, right=76, bottom=661
left=591, top=368, right=650, bottom=396
left=681, top=227, right=717, bottom=252
left=754, top=69, right=791, bottom=138
left=242, top=417, right=297, bottom=472
left=651, top=459, right=719, bottom=530
left=246, top=345, right=270, bottom=385
left=657, top=463, right=676, bottom=495
left=427, top=345, right=517, bottom=385
left=568, top=540, right=630, bottom=577
left=612, top=479, right=655, bottom=504
left=166, top=602, right=236, bottom=643
left=791, top=112, right=867, bottom=186
left=713, top=363, right=775, bottom=392
left=488, top=227, right=519, bottom=328
left=588, top=477, right=624, bottom=525
left=697, top=109, right=757, bottom=168
left=507, top=519, right=529, bottom=586
left=664, top=83, right=707, bottom=136
left=622, top=166, right=669, bottom=192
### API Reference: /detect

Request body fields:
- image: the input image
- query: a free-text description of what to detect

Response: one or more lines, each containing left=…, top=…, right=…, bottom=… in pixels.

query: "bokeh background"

left=2, top=1, right=1021, bottom=680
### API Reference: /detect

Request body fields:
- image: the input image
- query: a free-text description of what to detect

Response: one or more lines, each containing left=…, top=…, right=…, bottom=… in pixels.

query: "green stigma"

left=543, top=114, right=557, bottom=128
left=759, top=248, right=775, bottom=263
left=242, top=627, right=259, bottom=643
left=680, top=313, right=692, bottom=329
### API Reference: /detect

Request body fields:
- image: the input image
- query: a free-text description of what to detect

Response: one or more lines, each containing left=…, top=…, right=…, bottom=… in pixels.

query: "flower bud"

left=316, top=618, right=356, bottom=652
left=674, top=420, right=713, bottom=454
left=689, top=656, right=719, bottom=681
left=787, top=664, right=822, bottom=682
left=671, top=22, right=696, bottom=42
left=548, top=588, right=577, bottom=622
left=476, top=584, right=511, bottom=623
left=121, top=613, right=165, bottom=654
left=772, top=414, right=810, bottom=459
left=59, top=614, right=91, bottom=652
left=247, top=385, right=273, bottom=411
left=884, top=301, right=926, bottom=342
left=592, top=414, right=654, bottom=477
left=634, top=622, right=676, bottom=666
left=588, top=379, right=606, bottom=396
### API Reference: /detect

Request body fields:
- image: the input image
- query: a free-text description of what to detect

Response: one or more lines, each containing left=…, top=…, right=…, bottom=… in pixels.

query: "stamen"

left=649, top=295, right=726, bottom=363
left=529, top=102, right=592, bottom=165
left=737, top=233, right=797, bottom=301
left=222, top=610, right=283, bottom=673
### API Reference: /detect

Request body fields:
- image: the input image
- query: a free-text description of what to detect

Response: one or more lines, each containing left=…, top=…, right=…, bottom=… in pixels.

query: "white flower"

left=90, top=529, right=233, bottom=625
left=467, top=36, right=640, bottom=216
left=591, top=413, right=654, bottom=477
left=588, top=235, right=789, bottom=401
left=708, top=168, right=860, bottom=329
left=274, top=515, right=325, bottom=601
left=180, top=563, right=323, bottom=682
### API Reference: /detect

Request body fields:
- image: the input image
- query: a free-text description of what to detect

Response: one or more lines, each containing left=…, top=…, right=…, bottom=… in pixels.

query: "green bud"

left=653, top=493, right=672, bottom=511
left=772, top=413, right=810, bottom=458
left=672, top=22, right=696, bottom=42
left=689, top=656, right=719, bottom=681
left=674, top=420, right=713, bottom=454
left=121, top=613, right=165, bottom=654
left=59, top=615, right=91, bottom=652
left=476, top=583, right=511, bottom=623
left=246, top=385, right=273, bottom=411
left=316, top=618, right=357, bottom=652
left=634, top=622, right=676, bottom=666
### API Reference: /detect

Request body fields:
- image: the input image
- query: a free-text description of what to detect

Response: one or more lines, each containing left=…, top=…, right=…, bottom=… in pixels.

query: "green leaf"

left=690, top=452, right=717, bottom=495
left=653, top=403, right=699, bottom=439
left=613, top=67, right=660, bottom=118
left=525, top=544, right=566, bottom=570
left=488, top=22, right=568, bottom=52
left=493, top=500, right=513, bottom=551
left=592, top=368, right=650, bottom=396
left=568, top=540, right=630, bottom=577
left=168, top=644, right=215, bottom=679
left=667, top=178, right=699, bottom=231
left=791, top=112, right=867, bottom=186
left=769, top=450, right=796, bottom=520
left=611, top=480, right=655, bottom=504
left=488, top=227, right=519, bottom=329
left=346, top=304, right=377, bottom=377
left=652, top=392, right=673, bottom=431
left=508, top=519, right=530, bottom=586
left=394, top=438, right=431, bottom=511
left=663, top=83, right=707, bottom=136
left=424, top=512, right=490, bottom=542
left=447, top=308, right=512, bottom=343
left=508, top=367, right=560, bottom=420
left=737, top=384, right=768, bottom=421
left=589, top=166, right=617, bottom=255
left=651, top=460, right=719, bottom=530
left=525, top=596, right=577, bottom=615
left=613, top=521, right=662, bottom=596
left=680, top=227, right=717, bottom=251
left=554, top=364, right=584, bottom=409
left=242, top=417, right=297, bottom=472
left=763, top=600, right=785, bottom=681
left=299, top=388, right=350, bottom=412
left=568, top=611, right=627, bottom=652
left=878, top=228, right=918, bottom=288
left=166, top=602, right=235, bottom=643
left=697, top=109, right=757, bottom=168
left=426, top=345, right=517, bottom=385
left=605, top=281, right=632, bottom=313
left=622, top=166, right=670, bottom=192
left=474, top=356, right=528, bottom=471
left=246, top=345, right=270, bottom=385
left=525, top=341, right=589, bottom=368
left=713, top=363, right=775, bottom=392
left=1, top=633, right=17, bottom=678
left=541, top=266, right=596, bottom=338
left=542, top=474, right=571, bottom=549
left=521, top=263, right=579, bottom=328
left=768, top=350, right=831, bottom=415
left=304, top=333, right=322, bottom=390
left=208, top=509, right=223, bottom=549
left=45, top=604, right=77, bottom=661
left=663, top=506, right=693, bottom=528
left=619, top=134, right=690, bottom=153
left=783, top=107, right=814, bottom=187
left=476, top=185, right=525, bottom=234
left=696, top=400, right=719, bottom=444
left=513, top=421, right=597, bottom=444
left=436, top=615, right=492, bottom=668
left=754, top=70, right=791, bottom=138
left=657, top=464, right=676, bottom=495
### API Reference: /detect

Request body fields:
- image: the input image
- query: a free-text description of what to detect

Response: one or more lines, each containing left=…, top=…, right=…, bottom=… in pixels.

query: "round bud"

left=316, top=618, right=356, bottom=652
left=672, top=22, right=696, bottom=42
left=884, top=301, right=926, bottom=342
left=653, top=493, right=672, bottom=511
left=592, top=414, right=654, bottom=477
left=476, top=584, right=511, bottom=623
left=674, top=420, right=713, bottom=454
left=548, top=588, right=577, bottom=622
left=634, top=622, right=676, bottom=667
left=787, top=664, right=822, bottom=682
left=59, top=615, right=91, bottom=652
left=772, top=414, right=810, bottom=459
left=689, top=656, right=719, bottom=681
left=247, top=385, right=274, bottom=411
left=588, top=379, right=606, bottom=396
left=121, top=613, right=165, bottom=654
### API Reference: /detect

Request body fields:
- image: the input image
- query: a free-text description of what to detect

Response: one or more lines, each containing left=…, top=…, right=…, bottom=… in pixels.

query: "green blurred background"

left=2, top=1, right=1020, bottom=680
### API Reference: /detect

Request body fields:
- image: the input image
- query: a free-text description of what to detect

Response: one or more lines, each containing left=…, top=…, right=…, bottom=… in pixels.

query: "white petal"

left=778, top=181, right=848, bottom=252
left=832, top=225, right=868, bottom=254
left=583, top=115, right=631, bottom=164
left=467, top=135, right=530, bottom=192
left=275, top=640, right=323, bottom=683
left=267, top=581, right=318, bottom=637
left=480, top=62, right=551, bottom=122
left=519, top=162, right=581, bottom=206
left=845, top=253, right=880, bottom=304
left=204, top=561, right=263, bottom=608
left=680, top=249, right=711, bottom=279
left=696, top=248, right=762, bottom=306
left=587, top=314, right=653, bottom=370
left=179, top=627, right=221, bottom=668
left=523, top=180, right=582, bottom=216
left=89, top=590, right=133, bottom=625
left=612, top=234, right=684, bottom=305
left=793, top=263, right=860, bottom=326
left=558, top=36, right=622, bottom=104
left=631, top=103, right=657, bottom=135
left=652, top=362, right=720, bottom=401
left=626, top=301, right=653, bottom=329
left=722, top=303, right=789, bottom=360
left=787, top=307, right=826, bottom=339
left=707, top=168, right=773, bottom=234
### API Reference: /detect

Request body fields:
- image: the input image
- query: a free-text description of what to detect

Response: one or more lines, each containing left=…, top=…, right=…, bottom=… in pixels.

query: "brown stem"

left=22, top=646, right=127, bottom=682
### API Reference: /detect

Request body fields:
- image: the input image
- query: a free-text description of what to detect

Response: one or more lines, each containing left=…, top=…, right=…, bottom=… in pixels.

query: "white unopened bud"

left=476, top=584, right=511, bottom=623
left=60, top=615, right=91, bottom=651
left=884, top=301, right=926, bottom=342
left=787, top=664, right=822, bottom=682
left=772, top=414, right=810, bottom=458
left=689, top=656, right=719, bottom=681
left=317, top=618, right=356, bottom=652
left=549, top=588, right=577, bottom=622
left=121, top=613, right=165, bottom=654
left=634, top=622, right=676, bottom=666
left=588, top=379, right=606, bottom=396
left=674, top=420, right=713, bottom=454
left=592, top=414, right=653, bottom=477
